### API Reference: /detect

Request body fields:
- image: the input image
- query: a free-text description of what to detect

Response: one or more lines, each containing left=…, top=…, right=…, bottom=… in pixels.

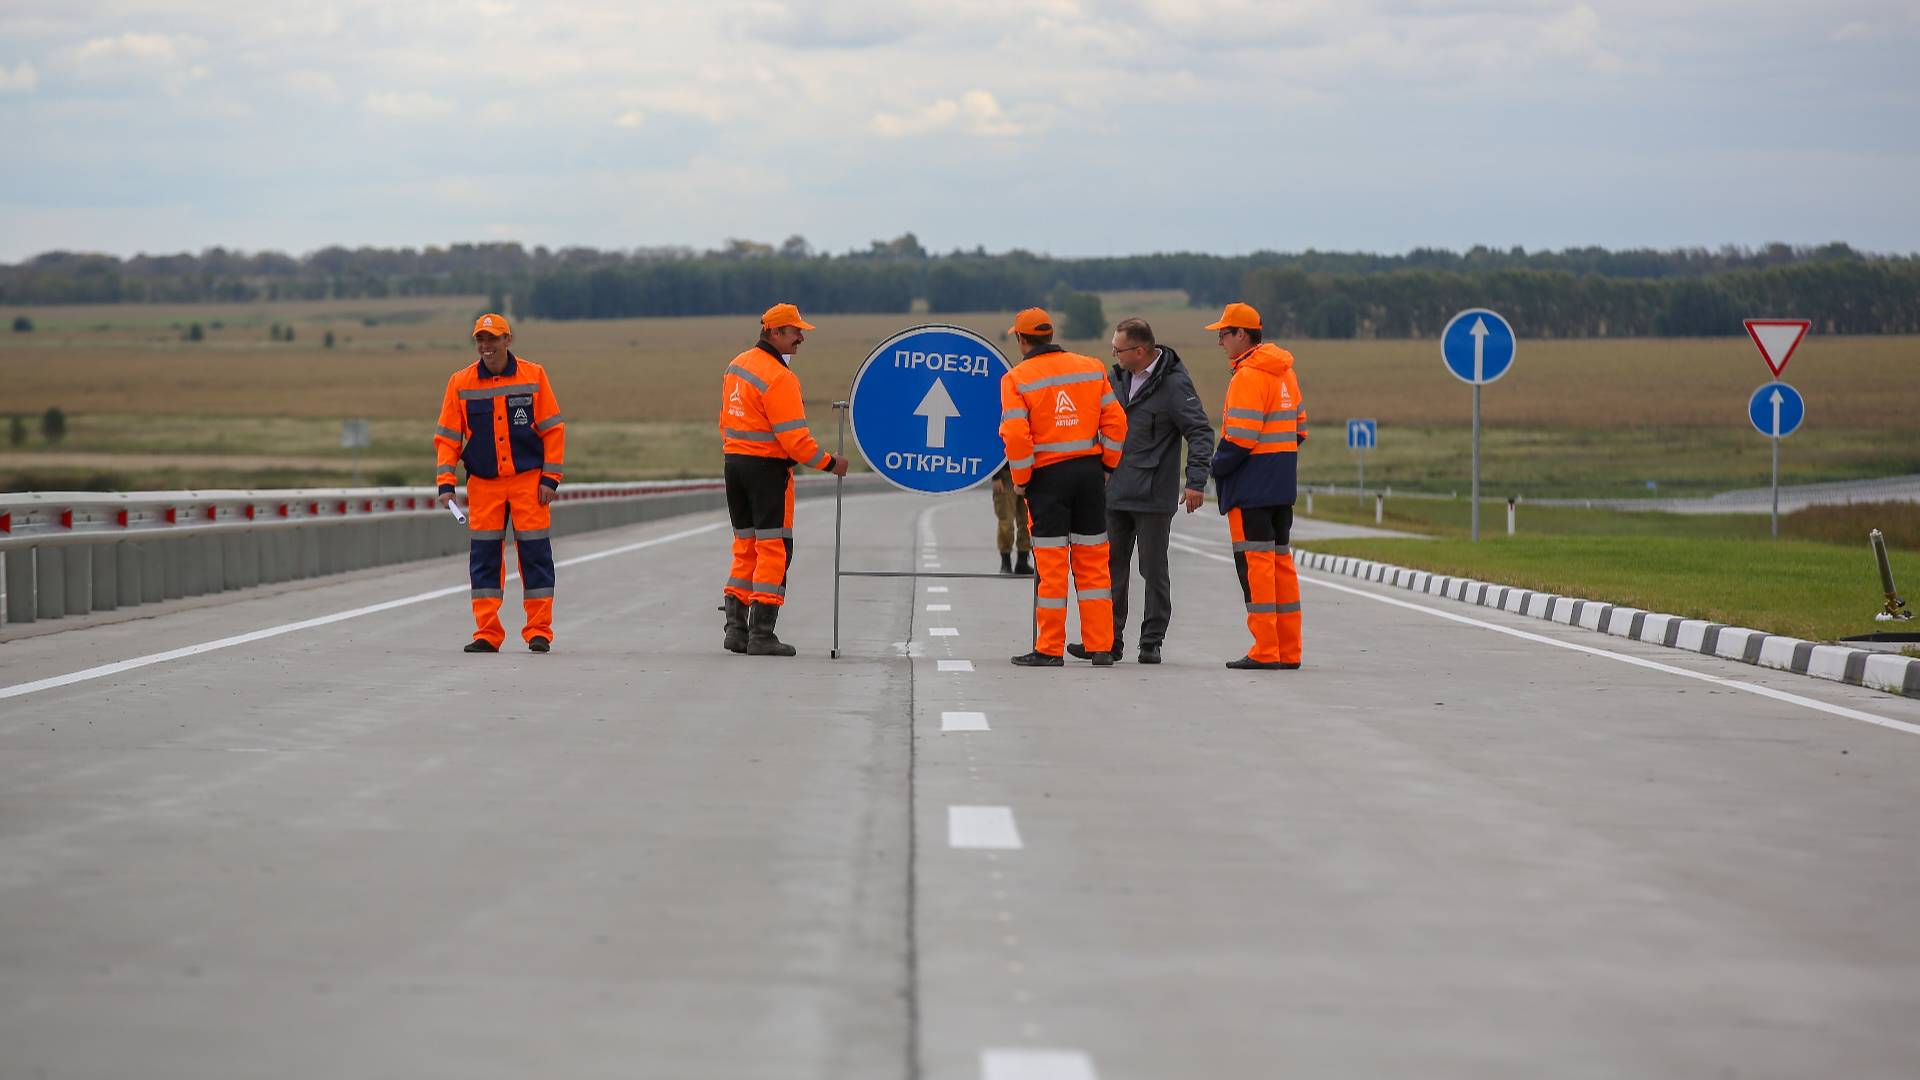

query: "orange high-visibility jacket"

left=435, top=352, right=566, bottom=494
left=719, top=342, right=837, bottom=471
left=1210, top=342, right=1303, bottom=510
left=998, top=345, right=1127, bottom=487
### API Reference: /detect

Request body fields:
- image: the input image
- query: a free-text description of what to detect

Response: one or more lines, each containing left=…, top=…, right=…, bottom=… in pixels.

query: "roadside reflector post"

left=1871, top=529, right=1912, bottom=621
left=1374, top=492, right=1383, bottom=524
left=1507, top=497, right=1516, bottom=537
left=1305, top=490, right=1313, bottom=515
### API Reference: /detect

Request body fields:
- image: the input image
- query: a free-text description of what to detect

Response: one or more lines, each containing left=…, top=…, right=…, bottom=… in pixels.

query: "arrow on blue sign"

left=1346, top=418, right=1377, bottom=450
left=1747, top=381, right=1805, bottom=439
left=849, top=325, right=1013, bottom=495
left=1440, top=308, right=1517, bottom=385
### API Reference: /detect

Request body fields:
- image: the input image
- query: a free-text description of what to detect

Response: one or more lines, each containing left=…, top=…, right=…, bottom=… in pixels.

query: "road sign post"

left=1346, top=419, right=1377, bottom=503
left=340, top=418, right=371, bottom=485
left=1747, top=381, right=1805, bottom=538
left=832, top=325, right=1028, bottom=659
left=1440, top=309, right=1516, bottom=541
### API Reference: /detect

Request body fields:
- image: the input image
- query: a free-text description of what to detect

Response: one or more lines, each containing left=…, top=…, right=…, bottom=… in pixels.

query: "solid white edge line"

left=1167, top=537, right=1920, bottom=738
left=0, top=521, right=728, bottom=702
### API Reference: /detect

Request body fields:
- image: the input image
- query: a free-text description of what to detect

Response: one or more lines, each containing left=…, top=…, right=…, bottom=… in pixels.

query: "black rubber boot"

left=464, top=639, right=498, bottom=654
left=723, top=596, right=749, bottom=654
left=746, top=602, right=797, bottom=657
left=1000, top=551, right=1013, bottom=574
left=1013, top=551, right=1033, bottom=576
left=1010, top=651, right=1064, bottom=667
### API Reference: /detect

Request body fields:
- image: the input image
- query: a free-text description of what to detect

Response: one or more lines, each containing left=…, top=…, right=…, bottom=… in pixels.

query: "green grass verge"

left=1297, top=426, right=1920, bottom=499
left=1301, top=533, right=1918, bottom=644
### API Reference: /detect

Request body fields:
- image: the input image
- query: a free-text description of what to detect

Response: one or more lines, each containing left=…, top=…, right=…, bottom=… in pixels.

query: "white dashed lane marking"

left=930, top=627, right=959, bottom=637
left=938, top=659, right=974, bottom=672
left=927, top=604, right=953, bottom=612
left=927, top=585, right=950, bottom=593
left=981, top=1048, right=1100, bottom=1080
left=948, top=806, right=1023, bottom=849
left=942, top=710, right=990, bottom=732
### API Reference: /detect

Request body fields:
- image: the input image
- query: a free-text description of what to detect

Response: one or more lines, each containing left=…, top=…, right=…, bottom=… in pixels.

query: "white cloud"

left=872, top=90, right=1024, bottom=138
left=362, top=90, right=455, bottom=120
left=63, top=32, right=203, bottom=76
left=0, top=63, right=36, bottom=93
left=284, top=70, right=344, bottom=104
left=614, top=109, right=646, bottom=128
left=1831, top=21, right=1876, bottom=42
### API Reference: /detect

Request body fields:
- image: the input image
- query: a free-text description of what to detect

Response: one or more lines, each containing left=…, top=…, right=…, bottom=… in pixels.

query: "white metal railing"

left=0, top=475, right=869, bottom=627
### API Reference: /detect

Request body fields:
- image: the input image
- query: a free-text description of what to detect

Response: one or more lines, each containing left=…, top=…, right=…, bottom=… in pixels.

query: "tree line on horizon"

left=4, top=237, right=1916, bottom=338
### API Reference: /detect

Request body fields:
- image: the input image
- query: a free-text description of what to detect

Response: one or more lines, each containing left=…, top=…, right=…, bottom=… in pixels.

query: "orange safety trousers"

left=467, top=471, right=555, bottom=647
left=1024, top=456, right=1113, bottom=656
left=723, top=455, right=797, bottom=607
left=1228, top=505, right=1302, bottom=664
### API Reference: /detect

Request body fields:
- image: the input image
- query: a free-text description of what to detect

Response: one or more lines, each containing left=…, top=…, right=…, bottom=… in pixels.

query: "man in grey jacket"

left=1067, top=317, right=1215, bottom=665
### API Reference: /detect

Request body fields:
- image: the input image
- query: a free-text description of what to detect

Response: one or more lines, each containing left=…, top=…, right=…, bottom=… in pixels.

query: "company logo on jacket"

left=1053, top=389, right=1079, bottom=422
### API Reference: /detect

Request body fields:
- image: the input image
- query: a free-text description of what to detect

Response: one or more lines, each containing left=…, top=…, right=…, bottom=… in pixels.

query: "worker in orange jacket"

left=998, top=307, right=1128, bottom=667
left=719, top=303, right=850, bottom=656
left=434, top=313, right=566, bottom=653
left=1207, top=302, right=1305, bottom=670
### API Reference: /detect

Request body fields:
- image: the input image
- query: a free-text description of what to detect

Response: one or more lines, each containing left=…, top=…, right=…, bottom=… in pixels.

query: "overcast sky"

left=3, top=0, right=1917, bottom=261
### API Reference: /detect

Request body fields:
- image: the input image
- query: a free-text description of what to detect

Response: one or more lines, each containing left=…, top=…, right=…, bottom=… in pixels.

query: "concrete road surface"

left=3, top=491, right=1919, bottom=1079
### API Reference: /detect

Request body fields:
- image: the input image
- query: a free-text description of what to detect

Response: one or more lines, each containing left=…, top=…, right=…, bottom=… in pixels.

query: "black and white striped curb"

left=1295, top=550, right=1920, bottom=700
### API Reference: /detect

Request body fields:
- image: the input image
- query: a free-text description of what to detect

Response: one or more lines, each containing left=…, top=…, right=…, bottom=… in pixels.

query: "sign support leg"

left=1357, top=450, right=1364, bottom=505
left=831, top=402, right=848, bottom=658
left=1471, top=384, right=1482, bottom=542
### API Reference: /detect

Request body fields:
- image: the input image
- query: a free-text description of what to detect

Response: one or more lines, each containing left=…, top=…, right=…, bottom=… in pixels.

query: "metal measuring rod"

left=1870, top=529, right=1912, bottom=621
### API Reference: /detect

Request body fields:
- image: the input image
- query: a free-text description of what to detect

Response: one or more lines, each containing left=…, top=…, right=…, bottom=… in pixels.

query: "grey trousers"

left=1108, top=509, right=1173, bottom=648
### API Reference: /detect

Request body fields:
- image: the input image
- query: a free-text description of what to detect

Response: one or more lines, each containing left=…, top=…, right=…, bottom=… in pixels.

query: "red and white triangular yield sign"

left=1744, top=318, right=1811, bottom=377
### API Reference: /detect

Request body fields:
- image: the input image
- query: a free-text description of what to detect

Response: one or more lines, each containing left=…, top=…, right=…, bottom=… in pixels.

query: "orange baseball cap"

left=472, top=313, right=512, bottom=338
left=761, top=303, right=816, bottom=331
left=1007, top=308, right=1053, bottom=336
left=1204, top=302, right=1262, bottom=331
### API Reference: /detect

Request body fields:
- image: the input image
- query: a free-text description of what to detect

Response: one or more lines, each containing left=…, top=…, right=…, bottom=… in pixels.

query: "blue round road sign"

left=849, top=325, right=1012, bottom=495
left=1747, top=381, right=1804, bottom=438
left=1440, top=308, right=1517, bottom=385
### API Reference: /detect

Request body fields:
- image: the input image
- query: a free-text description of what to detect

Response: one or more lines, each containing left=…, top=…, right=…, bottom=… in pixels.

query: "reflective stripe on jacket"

left=1210, top=342, right=1303, bottom=511
left=998, top=345, right=1127, bottom=487
left=719, top=341, right=835, bottom=471
left=435, top=352, right=566, bottom=493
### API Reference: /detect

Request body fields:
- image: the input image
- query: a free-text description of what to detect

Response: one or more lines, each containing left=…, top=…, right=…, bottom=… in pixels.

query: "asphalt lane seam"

left=1167, top=535, right=1920, bottom=737
left=0, top=521, right=727, bottom=702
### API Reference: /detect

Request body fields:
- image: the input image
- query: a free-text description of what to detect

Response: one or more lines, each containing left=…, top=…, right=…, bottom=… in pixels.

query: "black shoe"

left=1013, top=553, right=1033, bottom=576
left=722, top=595, right=749, bottom=654
left=746, top=602, right=797, bottom=657
left=1225, top=655, right=1299, bottom=670
left=528, top=636, right=550, bottom=653
left=1067, top=641, right=1122, bottom=661
left=1138, top=644, right=1162, bottom=665
left=1010, top=651, right=1064, bottom=667
left=1000, top=552, right=1013, bottom=574
left=1090, top=652, right=1115, bottom=667
left=464, top=639, right=499, bottom=653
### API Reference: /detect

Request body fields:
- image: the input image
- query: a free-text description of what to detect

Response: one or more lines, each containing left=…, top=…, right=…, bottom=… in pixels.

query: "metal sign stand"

left=829, top=401, right=1037, bottom=661
left=1471, top=384, right=1481, bottom=542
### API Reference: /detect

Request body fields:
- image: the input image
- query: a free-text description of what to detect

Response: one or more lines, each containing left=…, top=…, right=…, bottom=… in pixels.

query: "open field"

left=4, top=295, right=1918, bottom=493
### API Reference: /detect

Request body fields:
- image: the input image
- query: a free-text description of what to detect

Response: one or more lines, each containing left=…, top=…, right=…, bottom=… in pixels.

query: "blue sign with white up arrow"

left=848, top=324, right=1012, bottom=495
left=1346, top=419, right=1377, bottom=449
left=1747, top=381, right=1805, bottom=438
left=1440, top=308, right=1517, bottom=385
